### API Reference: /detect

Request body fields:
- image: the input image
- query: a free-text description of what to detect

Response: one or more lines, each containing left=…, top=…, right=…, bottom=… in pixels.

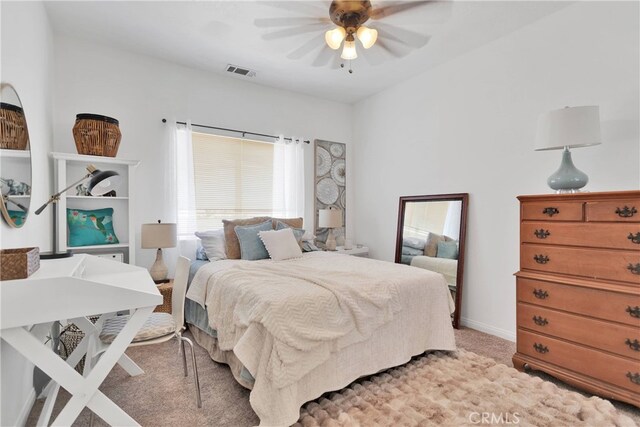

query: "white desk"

left=0, top=254, right=161, bottom=426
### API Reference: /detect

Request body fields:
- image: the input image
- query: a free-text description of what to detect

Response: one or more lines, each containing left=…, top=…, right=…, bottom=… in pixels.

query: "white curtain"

left=443, top=200, right=462, bottom=240
left=272, top=135, right=305, bottom=220
left=173, top=121, right=197, bottom=239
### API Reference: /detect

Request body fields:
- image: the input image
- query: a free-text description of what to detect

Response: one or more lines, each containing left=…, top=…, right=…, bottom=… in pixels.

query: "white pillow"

left=300, top=229, right=316, bottom=242
left=258, top=228, right=303, bottom=261
left=194, top=229, right=227, bottom=261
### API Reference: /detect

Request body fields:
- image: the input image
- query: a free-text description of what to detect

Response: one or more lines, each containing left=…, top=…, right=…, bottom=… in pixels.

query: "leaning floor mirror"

left=394, top=193, right=469, bottom=328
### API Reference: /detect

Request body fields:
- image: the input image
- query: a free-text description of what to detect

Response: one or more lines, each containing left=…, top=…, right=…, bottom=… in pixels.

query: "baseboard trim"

left=460, top=317, right=516, bottom=342
left=16, top=387, right=36, bottom=427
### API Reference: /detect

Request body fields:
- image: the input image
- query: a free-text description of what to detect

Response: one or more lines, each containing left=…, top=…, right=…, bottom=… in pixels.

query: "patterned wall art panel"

left=314, top=139, right=346, bottom=247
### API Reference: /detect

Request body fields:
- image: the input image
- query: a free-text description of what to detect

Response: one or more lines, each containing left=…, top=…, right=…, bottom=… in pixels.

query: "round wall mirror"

left=0, top=83, right=32, bottom=228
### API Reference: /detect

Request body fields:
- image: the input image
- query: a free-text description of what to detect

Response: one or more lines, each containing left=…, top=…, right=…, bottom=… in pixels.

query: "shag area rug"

left=294, top=349, right=637, bottom=427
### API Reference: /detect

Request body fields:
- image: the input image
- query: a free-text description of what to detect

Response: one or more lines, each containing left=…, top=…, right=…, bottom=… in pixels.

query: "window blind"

left=191, top=132, right=274, bottom=231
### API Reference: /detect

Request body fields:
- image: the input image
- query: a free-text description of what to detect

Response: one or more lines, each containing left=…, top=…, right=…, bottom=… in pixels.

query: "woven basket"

left=59, top=316, right=100, bottom=374
left=72, top=113, right=121, bottom=157
left=0, top=247, right=40, bottom=280
left=0, top=103, right=29, bottom=150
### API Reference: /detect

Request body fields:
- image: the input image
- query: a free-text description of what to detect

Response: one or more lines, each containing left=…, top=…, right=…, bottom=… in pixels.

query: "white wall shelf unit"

left=51, top=152, right=139, bottom=263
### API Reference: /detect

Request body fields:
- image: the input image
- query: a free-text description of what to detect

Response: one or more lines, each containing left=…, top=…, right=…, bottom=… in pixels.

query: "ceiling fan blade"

left=370, top=1, right=433, bottom=20
left=375, top=39, right=412, bottom=58
left=254, top=17, right=330, bottom=28
left=287, top=35, right=324, bottom=60
left=375, top=22, right=430, bottom=49
left=359, top=45, right=387, bottom=66
left=262, top=24, right=329, bottom=41
left=312, top=45, right=334, bottom=67
left=260, top=1, right=328, bottom=18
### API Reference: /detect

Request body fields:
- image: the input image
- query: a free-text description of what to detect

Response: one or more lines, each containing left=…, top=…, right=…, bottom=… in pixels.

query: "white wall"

left=0, top=2, right=54, bottom=425
left=352, top=1, right=639, bottom=340
left=52, top=35, right=353, bottom=271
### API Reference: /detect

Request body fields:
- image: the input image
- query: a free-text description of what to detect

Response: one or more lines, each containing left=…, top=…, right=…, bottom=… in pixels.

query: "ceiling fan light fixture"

left=325, top=27, right=346, bottom=50
left=356, top=26, right=378, bottom=49
left=341, top=39, right=358, bottom=60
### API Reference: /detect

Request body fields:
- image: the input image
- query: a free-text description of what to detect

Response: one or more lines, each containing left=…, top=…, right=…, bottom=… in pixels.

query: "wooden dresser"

left=514, top=191, right=640, bottom=407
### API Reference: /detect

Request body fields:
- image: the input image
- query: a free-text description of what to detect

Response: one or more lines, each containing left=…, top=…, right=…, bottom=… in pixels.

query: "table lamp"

left=535, top=106, right=601, bottom=193
left=35, top=164, right=121, bottom=259
left=141, top=220, right=177, bottom=283
left=319, top=207, right=343, bottom=251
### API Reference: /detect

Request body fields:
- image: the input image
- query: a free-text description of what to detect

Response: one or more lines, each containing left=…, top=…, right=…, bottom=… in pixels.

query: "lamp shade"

left=88, top=169, right=122, bottom=195
left=535, top=106, right=601, bottom=151
left=141, top=222, right=177, bottom=249
left=318, top=208, right=343, bottom=228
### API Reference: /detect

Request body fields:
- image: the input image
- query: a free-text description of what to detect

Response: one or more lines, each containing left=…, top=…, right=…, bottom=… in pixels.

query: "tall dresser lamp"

left=535, top=106, right=602, bottom=193
left=319, top=207, right=343, bottom=251
left=35, top=164, right=121, bottom=259
left=141, top=220, right=177, bottom=283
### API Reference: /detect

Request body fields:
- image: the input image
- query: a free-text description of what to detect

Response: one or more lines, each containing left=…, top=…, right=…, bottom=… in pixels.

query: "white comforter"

left=187, top=252, right=456, bottom=426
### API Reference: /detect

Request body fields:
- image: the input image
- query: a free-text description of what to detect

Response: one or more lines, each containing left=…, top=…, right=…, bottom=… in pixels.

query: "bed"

left=185, top=251, right=456, bottom=426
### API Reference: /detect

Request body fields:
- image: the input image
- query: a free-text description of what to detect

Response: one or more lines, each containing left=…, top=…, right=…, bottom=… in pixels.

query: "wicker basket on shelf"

left=72, top=113, right=121, bottom=157
left=0, top=103, right=29, bottom=150
left=0, top=247, right=40, bottom=280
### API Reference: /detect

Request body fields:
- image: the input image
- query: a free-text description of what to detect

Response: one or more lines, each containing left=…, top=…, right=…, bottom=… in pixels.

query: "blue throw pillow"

left=275, top=221, right=305, bottom=243
left=235, top=220, right=273, bottom=260
left=437, top=240, right=459, bottom=260
left=7, top=210, right=27, bottom=227
left=67, top=207, right=119, bottom=247
left=196, top=246, right=209, bottom=261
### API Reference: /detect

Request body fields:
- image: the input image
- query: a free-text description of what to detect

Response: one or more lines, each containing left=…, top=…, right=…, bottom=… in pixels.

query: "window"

left=191, top=132, right=274, bottom=231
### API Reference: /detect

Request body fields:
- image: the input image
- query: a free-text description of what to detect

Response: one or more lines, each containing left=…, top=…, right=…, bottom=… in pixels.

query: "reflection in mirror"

left=0, top=83, right=32, bottom=228
left=395, top=193, right=468, bottom=328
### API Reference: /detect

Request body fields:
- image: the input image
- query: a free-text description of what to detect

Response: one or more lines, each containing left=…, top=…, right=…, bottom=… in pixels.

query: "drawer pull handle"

left=534, top=254, right=549, bottom=264
left=533, top=289, right=549, bottom=299
left=534, top=229, right=551, bottom=239
left=625, top=339, right=640, bottom=352
left=616, top=206, right=637, bottom=218
left=626, top=372, right=640, bottom=385
left=533, top=343, right=549, bottom=354
left=627, top=306, right=640, bottom=318
left=542, top=207, right=559, bottom=217
left=627, top=263, right=640, bottom=275
left=532, top=316, right=548, bottom=326
left=628, top=232, right=640, bottom=244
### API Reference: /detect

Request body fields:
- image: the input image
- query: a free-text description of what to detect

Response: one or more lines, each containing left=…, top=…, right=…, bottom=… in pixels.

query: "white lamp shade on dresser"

left=318, top=208, right=343, bottom=228
left=141, top=222, right=177, bottom=249
left=535, top=106, right=602, bottom=151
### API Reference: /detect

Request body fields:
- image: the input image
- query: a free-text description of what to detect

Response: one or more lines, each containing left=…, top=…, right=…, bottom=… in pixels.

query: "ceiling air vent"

left=225, top=64, right=256, bottom=78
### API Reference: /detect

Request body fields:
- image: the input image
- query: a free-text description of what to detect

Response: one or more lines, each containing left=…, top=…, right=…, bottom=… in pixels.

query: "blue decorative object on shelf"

left=67, top=207, right=119, bottom=247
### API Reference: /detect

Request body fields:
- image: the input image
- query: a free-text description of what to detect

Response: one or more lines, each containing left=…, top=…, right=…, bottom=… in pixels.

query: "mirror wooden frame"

left=394, top=193, right=469, bottom=328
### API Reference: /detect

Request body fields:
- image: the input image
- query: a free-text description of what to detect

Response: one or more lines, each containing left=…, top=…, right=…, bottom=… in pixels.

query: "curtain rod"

left=161, top=119, right=310, bottom=144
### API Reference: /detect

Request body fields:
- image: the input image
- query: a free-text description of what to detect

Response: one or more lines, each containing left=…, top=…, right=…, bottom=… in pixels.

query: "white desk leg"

left=36, top=383, right=60, bottom=427
left=117, top=353, right=144, bottom=376
left=52, top=306, right=153, bottom=426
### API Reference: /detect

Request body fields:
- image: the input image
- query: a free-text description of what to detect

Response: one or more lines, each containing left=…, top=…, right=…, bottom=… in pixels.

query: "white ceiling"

left=44, top=1, right=570, bottom=104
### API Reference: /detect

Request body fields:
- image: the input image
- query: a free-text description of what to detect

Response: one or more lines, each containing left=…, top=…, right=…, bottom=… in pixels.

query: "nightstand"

left=334, top=245, right=369, bottom=257
left=154, top=280, right=173, bottom=313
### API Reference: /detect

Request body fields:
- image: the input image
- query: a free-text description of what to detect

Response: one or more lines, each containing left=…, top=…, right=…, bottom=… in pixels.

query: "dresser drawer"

left=521, top=201, right=583, bottom=221
left=518, top=329, right=640, bottom=393
left=516, top=277, right=640, bottom=326
left=521, top=244, right=640, bottom=284
left=521, top=222, right=640, bottom=250
left=518, top=303, right=640, bottom=360
left=586, top=199, right=640, bottom=223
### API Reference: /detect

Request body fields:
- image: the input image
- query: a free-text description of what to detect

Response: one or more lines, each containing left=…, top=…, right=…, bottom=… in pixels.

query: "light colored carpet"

left=294, top=349, right=635, bottom=427
left=26, top=327, right=639, bottom=426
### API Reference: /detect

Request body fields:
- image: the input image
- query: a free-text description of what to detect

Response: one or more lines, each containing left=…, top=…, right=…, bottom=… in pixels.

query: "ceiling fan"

left=255, top=1, right=449, bottom=73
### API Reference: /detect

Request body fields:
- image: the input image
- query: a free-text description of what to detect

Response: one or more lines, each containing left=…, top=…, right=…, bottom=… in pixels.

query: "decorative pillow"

left=424, top=232, right=444, bottom=257
left=196, top=246, right=209, bottom=261
left=275, top=221, right=305, bottom=243
left=194, top=229, right=226, bottom=261
left=403, top=237, right=426, bottom=250
left=235, top=220, right=273, bottom=260
left=437, top=240, right=459, bottom=260
left=222, top=217, right=271, bottom=259
left=7, top=210, right=27, bottom=227
left=271, top=217, right=303, bottom=230
left=300, top=229, right=316, bottom=242
left=259, top=228, right=303, bottom=261
left=301, top=241, right=320, bottom=252
left=67, top=207, right=119, bottom=247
